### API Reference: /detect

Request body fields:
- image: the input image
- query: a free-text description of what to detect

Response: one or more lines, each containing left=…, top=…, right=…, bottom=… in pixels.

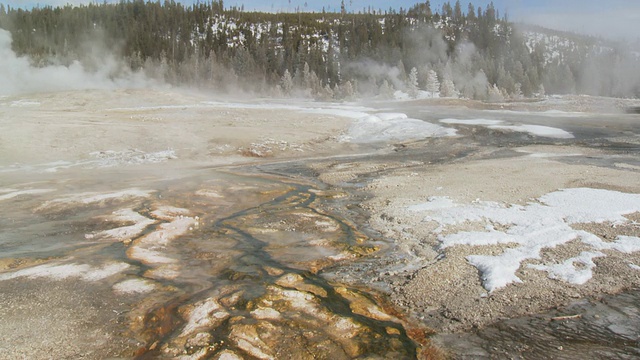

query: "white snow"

left=1, top=150, right=176, bottom=173
left=438, top=118, right=574, bottom=139
left=540, top=110, right=587, bottom=117
left=89, top=149, right=177, bottom=167
left=408, top=196, right=457, bottom=212
left=392, top=90, right=440, bottom=100
left=0, top=262, right=130, bottom=282
left=198, top=100, right=376, bottom=120
left=82, top=262, right=132, bottom=281
left=630, top=263, right=640, bottom=271
left=251, top=307, right=282, bottom=320
left=580, top=233, right=640, bottom=253
left=409, top=188, right=640, bottom=292
left=180, top=298, right=228, bottom=337
left=87, top=208, right=156, bottom=241
left=126, top=206, right=197, bottom=266
left=341, top=113, right=457, bottom=143
left=9, top=99, right=40, bottom=107
left=37, top=188, right=154, bottom=211
left=488, top=124, right=575, bottom=139
left=528, top=251, right=605, bottom=285
left=440, top=118, right=504, bottom=125
left=112, top=278, right=156, bottom=294
left=0, top=188, right=54, bottom=201
left=516, top=149, right=583, bottom=158
left=484, top=109, right=587, bottom=117
left=127, top=247, right=176, bottom=264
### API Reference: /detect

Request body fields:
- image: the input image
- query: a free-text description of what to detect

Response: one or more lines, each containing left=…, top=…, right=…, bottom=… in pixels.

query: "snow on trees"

left=487, top=83, right=505, bottom=102
left=281, top=69, right=294, bottom=96
left=440, top=77, right=457, bottom=98
left=407, top=67, right=420, bottom=99
left=378, top=79, right=395, bottom=99
left=426, top=69, right=440, bottom=97
left=9, top=0, right=636, bottom=99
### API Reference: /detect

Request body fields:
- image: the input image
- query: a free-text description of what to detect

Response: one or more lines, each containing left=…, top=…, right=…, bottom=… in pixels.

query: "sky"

left=5, top=0, right=640, bottom=41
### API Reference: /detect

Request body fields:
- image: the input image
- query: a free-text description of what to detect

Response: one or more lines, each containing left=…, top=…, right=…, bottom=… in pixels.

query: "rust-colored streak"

left=133, top=302, right=183, bottom=359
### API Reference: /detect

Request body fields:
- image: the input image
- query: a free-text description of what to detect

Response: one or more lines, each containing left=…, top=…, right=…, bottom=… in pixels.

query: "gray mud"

left=434, top=289, right=640, bottom=359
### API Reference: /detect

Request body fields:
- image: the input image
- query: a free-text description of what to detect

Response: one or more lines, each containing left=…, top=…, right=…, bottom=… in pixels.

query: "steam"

left=344, top=59, right=404, bottom=91
left=0, top=28, right=154, bottom=96
left=343, top=25, right=489, bottom=99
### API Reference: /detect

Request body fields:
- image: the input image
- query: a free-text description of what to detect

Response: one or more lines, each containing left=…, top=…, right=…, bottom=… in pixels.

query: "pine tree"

left=537, top=83, right=546, bottom=98
left=512, top=82, right=523, bottom=100
left=467, top=2, right=476, bottom=21
left=426, top=69, right=440, bottom=97
left=453, top=1, right=463, bottom=23
left=317, top=83, right=334, bottom=101
left=440, top=75, right=457, bottom=98
left=378, top=79, right=395, bottom=99
left=338, top=80, right=355, bottom=100
left=281, top=69, right=294, bottom=96
left=487, top=84, right=504, bottom=102
left=407, top=67, right=419, bottom=98
left=302, top=62, right=312, bottom=90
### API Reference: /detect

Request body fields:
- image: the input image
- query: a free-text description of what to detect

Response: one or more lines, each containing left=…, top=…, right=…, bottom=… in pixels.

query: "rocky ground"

left=1, top=89, right=639, bottom=358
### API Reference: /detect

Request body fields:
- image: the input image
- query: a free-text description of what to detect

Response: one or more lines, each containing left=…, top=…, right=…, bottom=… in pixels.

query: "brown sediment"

left=5, top=89, right=639, bottom=359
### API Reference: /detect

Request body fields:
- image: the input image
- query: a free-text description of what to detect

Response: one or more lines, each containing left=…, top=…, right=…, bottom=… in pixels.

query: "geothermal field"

left=1, top=88, right=640, bottom=359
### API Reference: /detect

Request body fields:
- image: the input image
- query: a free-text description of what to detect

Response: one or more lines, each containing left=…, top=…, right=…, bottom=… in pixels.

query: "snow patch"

left=341, top=113, right=456, bottom=143
left=438, top=118, right=574, bottom=138
left=199, top=100, right=376, bottom=120
left=541, top=110, right=587, bottom=117
left=392, top=90, right=439, bottom=101
left=409, top=188, right=640, bottom=291
left=127, top=247, right=176, bottom=265
left=87, top=208, right=156, bottom=242
left=1, top=150, right=175, bottom=174
left=440, top=118, right=504, bottom=125
left=0, top=188, right=54, bottom=201
left=10, top=99, right=40, bottom=107
left=37, top=189, right=154, bottom=211
left=180, top=298, right=229, bottom=337
left=528, top=252, right=605, bottom=285
left=126, top=206, right=197, bottom=267
left=89, top=149, right=177, bottom=167
left=113, top=278, right=156, bottom=294
left=0, top=262, right=130, bottom=282
left=488, top=124, right=574, bottom=139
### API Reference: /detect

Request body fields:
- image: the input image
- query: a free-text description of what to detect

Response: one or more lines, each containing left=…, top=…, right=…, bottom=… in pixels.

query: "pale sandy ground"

left=0, top=89, right=356, bottom=359
left=0, top=88, right=352, bottom=169
left=2, top=89, right=640, bottom=358
left=309, top=96, right=640, bottom=337
left=359, top=149, right=640, bottom=332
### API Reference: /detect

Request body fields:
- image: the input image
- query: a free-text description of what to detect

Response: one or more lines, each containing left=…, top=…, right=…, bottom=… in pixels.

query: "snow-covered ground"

left=409, top=188, right=640, bottom=292
left=440, top=118, right=574, bottom=138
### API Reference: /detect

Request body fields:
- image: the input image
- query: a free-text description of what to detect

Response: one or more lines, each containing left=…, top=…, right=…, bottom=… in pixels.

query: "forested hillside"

left=1, top=0, right=638, bottom=99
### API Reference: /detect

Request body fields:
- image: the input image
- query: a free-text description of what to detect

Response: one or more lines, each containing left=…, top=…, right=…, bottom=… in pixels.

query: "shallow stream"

left=0, top=162, right=429, bottom=359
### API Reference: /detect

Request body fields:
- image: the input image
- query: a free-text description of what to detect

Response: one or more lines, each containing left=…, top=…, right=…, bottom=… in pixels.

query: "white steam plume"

left=0, top=28, right=154, bottom=96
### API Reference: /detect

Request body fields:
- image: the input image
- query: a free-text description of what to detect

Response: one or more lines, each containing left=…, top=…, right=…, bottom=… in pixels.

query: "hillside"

left=0, top=0, right=638, bottom=99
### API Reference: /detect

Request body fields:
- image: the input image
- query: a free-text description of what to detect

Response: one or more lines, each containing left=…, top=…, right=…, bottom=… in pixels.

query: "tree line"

left=0, top=0, right=637, bottom=99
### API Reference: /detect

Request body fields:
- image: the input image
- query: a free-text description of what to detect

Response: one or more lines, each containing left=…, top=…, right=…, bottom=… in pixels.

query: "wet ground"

left=313, top=103, right=640, bottom=359
left=1, top=95, right=640, bottom=359
left=0, top=162, right=432, bottom=359
left=434, top=289, right=640, bottom=359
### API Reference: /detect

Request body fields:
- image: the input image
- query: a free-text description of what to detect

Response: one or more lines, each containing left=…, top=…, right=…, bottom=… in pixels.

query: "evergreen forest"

left=1, top=0, right=638, bottom=99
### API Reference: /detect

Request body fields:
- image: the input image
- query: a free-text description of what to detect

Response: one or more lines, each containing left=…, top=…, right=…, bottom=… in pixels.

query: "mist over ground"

left=0, top=29, right=155, bottom=96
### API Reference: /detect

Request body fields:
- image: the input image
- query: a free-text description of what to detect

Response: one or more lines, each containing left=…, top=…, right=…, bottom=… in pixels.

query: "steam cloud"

left=0, top=29, right=154, bottom=96
left=343, top=26, right=490, bottom=99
